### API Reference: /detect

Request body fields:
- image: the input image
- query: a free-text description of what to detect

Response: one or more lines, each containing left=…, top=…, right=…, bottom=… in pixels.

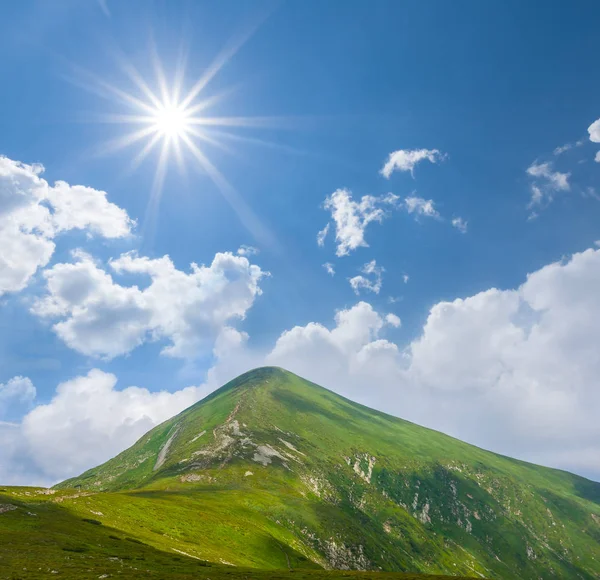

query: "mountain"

left=3, top=368, right=599, bottom=579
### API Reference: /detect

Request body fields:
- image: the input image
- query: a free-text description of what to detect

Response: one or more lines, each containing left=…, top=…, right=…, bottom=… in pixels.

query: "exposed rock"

left=0, top=504, right=17, bottom=514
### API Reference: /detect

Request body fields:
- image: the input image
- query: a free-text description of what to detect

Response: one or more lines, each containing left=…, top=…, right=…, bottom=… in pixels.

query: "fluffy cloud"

left=0, top=156, right=133, bottom=296
left=32, top=250, right=266, bottom=359
left=0, top=370, right=210, bottom=484
left=588, top=118, right=600, bottom=143
left=380, top=148, right=446, bottom=179
left=595, top=151, right=600, bottom=163
left=266, top=246, right=600, bottom=480
left=349, top=260, right=384, bottom=294
left=7, top=246, right=600, bottom=484
left=0, top=377, right=36, bottom=414
left=404, top=196, right=440, bottom=219
left=451, top=216, right=468, bottom=233
left=322, top=189, right=399, bottom=256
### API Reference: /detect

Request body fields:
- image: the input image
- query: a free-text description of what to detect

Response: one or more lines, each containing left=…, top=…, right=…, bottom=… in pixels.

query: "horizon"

left=1, top=0, right=600, bottom=489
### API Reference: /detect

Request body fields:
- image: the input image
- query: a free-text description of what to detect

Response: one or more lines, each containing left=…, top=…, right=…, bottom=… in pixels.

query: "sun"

left=153, top=103, right=190, bottom=138
left=72, top=38, right=289, bottom=248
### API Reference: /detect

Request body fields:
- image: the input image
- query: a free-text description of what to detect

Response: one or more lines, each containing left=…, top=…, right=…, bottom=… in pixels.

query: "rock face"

left=58, top=367, right=600, bottom=579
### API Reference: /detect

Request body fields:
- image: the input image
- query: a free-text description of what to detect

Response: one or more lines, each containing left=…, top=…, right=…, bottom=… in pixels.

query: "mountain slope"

left=56, top=367, right=600, bottom=578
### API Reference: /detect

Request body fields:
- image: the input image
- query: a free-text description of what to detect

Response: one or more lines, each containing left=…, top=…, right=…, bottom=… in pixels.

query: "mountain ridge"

left=23, top=368, right=600, bottom=577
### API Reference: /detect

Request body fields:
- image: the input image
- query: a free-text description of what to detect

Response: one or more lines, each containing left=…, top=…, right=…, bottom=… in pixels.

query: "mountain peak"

left=56, top=369, right=600, bottom=578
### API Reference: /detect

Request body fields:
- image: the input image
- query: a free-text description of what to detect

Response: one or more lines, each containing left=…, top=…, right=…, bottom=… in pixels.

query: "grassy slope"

left=0, top=488, right=469, bottom=580
left=5, top=367, right=600, bottom=579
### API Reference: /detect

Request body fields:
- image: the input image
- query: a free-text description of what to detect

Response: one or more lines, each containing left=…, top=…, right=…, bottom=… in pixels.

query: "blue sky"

left=1, top=0, right=600, bottom=485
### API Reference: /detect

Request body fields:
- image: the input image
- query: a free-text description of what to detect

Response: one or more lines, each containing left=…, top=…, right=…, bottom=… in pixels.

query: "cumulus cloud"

left=385, top=313, right=401, bottom=328
left=0, top=156, right=134, bottom=296
left=0, top=376, right=36, bottom=414
left=322, top=189, right=399, bottom=256
left=8, top=246, right=600, bottom=484
left=266, top=246, right=600, bottom=480
left=404, top=196, right=440, bottom=219
left=588, top=118, right=600, bottom=143
left=0, top=369, right=210, bottom=484
left=380, top=148, right=446, bottom=179
left=349, top=260, right=384, bottom=295
left=32, top=250, right=267, bottom=359
left=323, top=262, right=335, bottom=276
left=236, top=245, right=259, bottom=257
left=451, top=216, right=468, bottom=233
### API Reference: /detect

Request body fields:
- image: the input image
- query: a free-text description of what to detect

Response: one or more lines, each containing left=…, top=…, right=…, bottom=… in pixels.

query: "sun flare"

left=153, top=103, right=191, bottom=138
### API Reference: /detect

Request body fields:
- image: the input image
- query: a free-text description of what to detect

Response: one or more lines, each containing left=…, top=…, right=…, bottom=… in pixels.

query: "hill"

left=3, top=367, right=600, bottom=579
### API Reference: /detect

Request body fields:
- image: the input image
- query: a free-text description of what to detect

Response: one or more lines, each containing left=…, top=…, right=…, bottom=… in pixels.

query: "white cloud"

left=0, top=369, right=209, bottom=484
left=316, top=223, right=329, bottom=247
left=32, top=250, right=267, bottom=359
left=451, top=216, right=468, bottom=233
left=0, top=377, right=36, bottom=413
left=385, top=313, right=401, bottom=328
left=349, top=260, right=384, bottom=295
left=403, top=274, right=409, bottom=284
left=8, top=246, right=600, bottom=484
left=526, top=161, right=570, bottom=191
left=236, top=245, right=259, bottom=257
left=323, top=262, right=335, bottom=276
left=588, top=118, right=600, bottom=143
left=380, top=149, right=445, bottom=179
left=526, top=161, right=570, bottom=211
left=264, top=246, right=600, bottom=480
left=595, top=151, right=600, bottom=163
left=404, top=196, right=440, bottom=219
left=322, top=189, right=398, bottom=256
left=0, top=156, right=133, bottom=296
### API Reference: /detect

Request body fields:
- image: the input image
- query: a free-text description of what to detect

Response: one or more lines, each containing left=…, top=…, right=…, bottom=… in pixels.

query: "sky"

left=1, top=0, right=600, bottom=486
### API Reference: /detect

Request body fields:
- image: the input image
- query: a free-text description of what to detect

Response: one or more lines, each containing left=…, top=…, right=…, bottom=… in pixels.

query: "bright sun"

left=153, top=104, right=190, bottom=138
left=78, top=41, right=285, bottom=245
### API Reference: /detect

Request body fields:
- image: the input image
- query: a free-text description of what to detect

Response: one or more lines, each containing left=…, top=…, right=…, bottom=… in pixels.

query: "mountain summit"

left=56, top=367, right=600, bottom=578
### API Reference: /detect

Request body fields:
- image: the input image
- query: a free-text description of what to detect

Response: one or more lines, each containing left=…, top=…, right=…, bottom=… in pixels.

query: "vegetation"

left=3, top=367, right=600, bottom=579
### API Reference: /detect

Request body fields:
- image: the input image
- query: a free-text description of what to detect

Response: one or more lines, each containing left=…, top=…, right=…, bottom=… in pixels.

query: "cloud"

left=265, top=246, right=600, bottom=480
left=385, top=313, right=401, bottom=328
left=0, top=369, right=209, bottom=484
left=0, top=377, right=36, bottom=415
left=0, top=156, right=133, bottom=296
left=236, top=245, right=259, bottom=257
left=316, top=223, right=329, bottom=247
left=526, top=161, right=570, bottom=211
left=349, top=260, right=384, bottom=295
left=588, top=118, right=600, bottom=143
left=32, top=250, right=267, bottom=359
left=403, top=274, right=409, bottom=284
left=553, top=143, right=573, bottom=155
left=451, top=217, right=468, bottom=233
left=380, top=149, right=446, bottom=179
left=322, top=189, right=399, bottom=256
left=595, top=151, right=600, bottom=163
left=8, top=246, right=600, bottom=484
left=323, top=262, right=335, bottom=276
left=404, top=196, right=440, bottom=219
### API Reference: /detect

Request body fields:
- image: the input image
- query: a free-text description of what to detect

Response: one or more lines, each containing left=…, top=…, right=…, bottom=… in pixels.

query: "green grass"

left=3, top=367, right=600, bottom=579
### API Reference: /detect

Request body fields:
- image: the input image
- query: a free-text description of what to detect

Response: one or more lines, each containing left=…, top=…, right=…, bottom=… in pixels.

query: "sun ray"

left=85, top=32, right=293, bottom=250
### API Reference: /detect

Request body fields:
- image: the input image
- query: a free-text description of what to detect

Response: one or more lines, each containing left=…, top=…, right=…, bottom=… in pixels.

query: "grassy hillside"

left=4, top=367, right=600, bottom=579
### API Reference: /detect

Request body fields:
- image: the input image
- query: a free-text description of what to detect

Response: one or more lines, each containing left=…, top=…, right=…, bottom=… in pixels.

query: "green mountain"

left=3, top=368, right=600, bottom=580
